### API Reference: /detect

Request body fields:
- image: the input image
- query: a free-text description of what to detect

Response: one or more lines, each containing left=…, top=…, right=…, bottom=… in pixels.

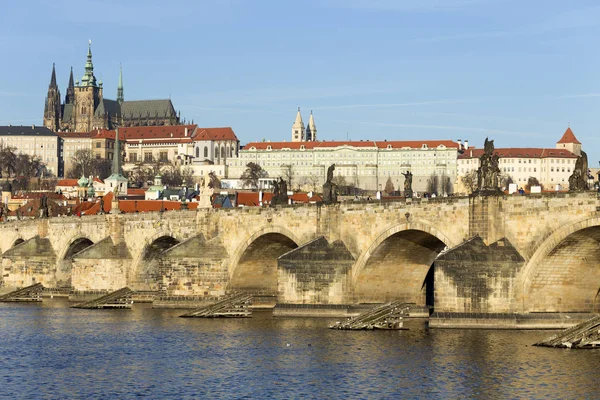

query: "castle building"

left=43, top=42, right=180, bottom=133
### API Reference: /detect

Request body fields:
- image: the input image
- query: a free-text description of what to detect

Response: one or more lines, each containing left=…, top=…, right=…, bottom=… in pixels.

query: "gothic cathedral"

left=43, top=42, right=180, bottom=132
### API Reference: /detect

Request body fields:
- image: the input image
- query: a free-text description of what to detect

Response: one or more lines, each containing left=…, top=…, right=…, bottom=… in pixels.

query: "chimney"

left=464, top=140, right=469, bottom=150
left=185, top=127, right=188, bottom=137
left=457, top=139, right=462, bottom=149
left=470, top=150, right=473, bottom=158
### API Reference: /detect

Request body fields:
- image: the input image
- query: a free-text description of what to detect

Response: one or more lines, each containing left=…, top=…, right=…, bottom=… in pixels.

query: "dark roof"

left=0, top=125, right=58, bottom=136
left=95, top=99, right=121, bottom=117
left=121, top=99, right=176, bottom=119
left=62, top=103, right=73, bottom=123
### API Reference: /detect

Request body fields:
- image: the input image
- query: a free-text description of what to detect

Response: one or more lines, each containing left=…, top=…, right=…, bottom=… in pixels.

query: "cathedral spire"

left=306, top=110, right=317, bottom=142
left=65, top=67, right=75, bottom=104
left=50, top=63, right=57, bottom=88
left=117, top=63, right=124, bottom=104
left=112, top=128, right=122, bottom=175
left=81, top=40, right=97, bottom=87
left=291, top=107, right=305, bottom=142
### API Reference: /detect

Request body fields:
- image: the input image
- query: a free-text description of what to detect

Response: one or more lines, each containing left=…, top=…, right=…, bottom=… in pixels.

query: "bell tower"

left=74, top=40, right=103, bottom=132
left=291, top=107, right=305, bottom=142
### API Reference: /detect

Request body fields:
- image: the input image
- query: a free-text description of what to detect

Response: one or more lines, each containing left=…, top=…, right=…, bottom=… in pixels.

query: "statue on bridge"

left=322, top=164, right=338, bottom=204
left=402, top=171, right=413, bottom=198
left=39, top=195, right=49, bottom=219
left=271, top=177, right=289, bottom=206
left=568, top=151, right=589, bottom=191
left=475, top=138, right=502, bottom=195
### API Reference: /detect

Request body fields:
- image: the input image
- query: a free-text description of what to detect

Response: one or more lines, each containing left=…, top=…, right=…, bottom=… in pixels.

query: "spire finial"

left=298, top=106, right=300, bottom=112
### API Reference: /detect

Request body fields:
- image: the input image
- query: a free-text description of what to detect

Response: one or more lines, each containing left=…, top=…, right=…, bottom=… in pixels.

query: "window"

left=144, top=152, right=153, bottom=162
left=159, top=152, right=168, bottom=162
left=204, top=146, right=208, bottom=158
left=130, top=153, right=138, bottom=163
left=221, top=147, right=225, bottom=158
left=195, top=147, right=200, bottom=158
left=96, top=142, right=101, bottom=148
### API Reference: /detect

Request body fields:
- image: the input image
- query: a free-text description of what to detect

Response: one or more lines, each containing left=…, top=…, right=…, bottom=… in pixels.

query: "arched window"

left=231, top=145, right=236, bottom=157
left=221, top=146, right=225, bottom=158
left=204, top=146, right=208, bottom=158
left=227, top=146, right=231, bottom=157
left=195, top=147, right=200, bottom=158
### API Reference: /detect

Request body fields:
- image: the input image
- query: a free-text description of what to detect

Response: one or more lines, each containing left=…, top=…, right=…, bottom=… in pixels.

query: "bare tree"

left=68, top=149, right=95, bottom=178
left=525, top=176, right=542, bottom=191
left=426, top=173, right=439, bottom=195
left=208, top=171, right=221, bottom=189
left=461, top=170, right=478, bottom=194
left=384, top=177, right=395, bottom=194
left=281, top=164, right=293, bottom=189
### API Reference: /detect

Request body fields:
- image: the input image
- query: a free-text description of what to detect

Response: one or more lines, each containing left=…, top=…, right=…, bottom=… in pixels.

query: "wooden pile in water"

left=71, top=287, right=135, bottom=309
left=330, top=301, right=412, bottom=330
left=0, top=283, right=44, bottom=302
left=180, top=293, right=252, bottom=318
left=534, top=315, right=600, bottom=349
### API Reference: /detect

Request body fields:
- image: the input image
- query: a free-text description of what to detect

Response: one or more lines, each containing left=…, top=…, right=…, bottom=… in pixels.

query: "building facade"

left=0, top=125, right=63, bottom=176
left=43, top=42, right=180, bottom=133
left=55, top=131, right=95, bottom=174
left=227, top=140, right=460, bottom=193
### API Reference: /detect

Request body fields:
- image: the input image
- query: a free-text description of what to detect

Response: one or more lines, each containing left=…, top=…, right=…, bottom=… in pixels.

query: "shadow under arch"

left=131, top=233, right=181, bottom=291
left=520, top=216, right=600, bottom=312
left=352, top=220, right=455, bottom=305
left=58, top=235, right=95, bottom=288
left=228, top=226, right=300, bottom=304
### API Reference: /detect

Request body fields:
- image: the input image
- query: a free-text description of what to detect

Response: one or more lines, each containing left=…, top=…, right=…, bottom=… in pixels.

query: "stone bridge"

left=1, top=192, right=599, bottom=313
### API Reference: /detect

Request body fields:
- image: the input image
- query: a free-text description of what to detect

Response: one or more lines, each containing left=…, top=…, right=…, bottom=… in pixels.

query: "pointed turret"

left=65, top=67, right=75, bottom=104
left=291, top=107, right=305, bottom=142
left=556, top=127, right=582, bottom=156
left=80, top=40, right=97, bottom=87
left=306, top=110, right=317, bottom=142
left=117, top=64, right=124, bottom=104
left=43, top=63, right=61, bottom=131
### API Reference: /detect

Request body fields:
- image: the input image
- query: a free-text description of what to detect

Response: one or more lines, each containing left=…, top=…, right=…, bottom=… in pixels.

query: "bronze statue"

left=322, top=164, right=338, bottom=204
left=402, top=171, right=413, bottom=198
left=476, top=137, right=501, bottom=195
left=568, top=151, right=589, bottom=191
left=271, top=177, right=289, bottom=206
left=39, top=195, right=49, bottom=219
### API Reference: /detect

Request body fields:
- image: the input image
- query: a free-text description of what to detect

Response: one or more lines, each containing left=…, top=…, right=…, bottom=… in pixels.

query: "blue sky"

left=1, top=0, right=600, bottom=165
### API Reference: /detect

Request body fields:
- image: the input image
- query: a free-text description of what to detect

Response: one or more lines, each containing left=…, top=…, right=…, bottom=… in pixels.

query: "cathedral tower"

left=292, top=107, right=305, bottom=142
left=65, top=67, right=75, bottom=105
left=43, top=63, right=61, bottom=131
left=117, top=64, right=124, bottom=105
left=74, top=41, right=103, bottom=132
left=306, top=110, right=317, bottom=141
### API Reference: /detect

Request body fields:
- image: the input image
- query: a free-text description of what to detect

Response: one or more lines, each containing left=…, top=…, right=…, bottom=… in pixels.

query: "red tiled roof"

left=121, top=125, right=196, bottom=140
left=557, top=127, right=581, bottom=144
left=458, top=147, right=578, bottom=159
left=81, top=192, right=199, bottom=215
left=242, top=140, right=459, bottom=150
left=193, top=127, right=238, bottom=142
left=235, top=191, right=321, bottom=206
left=57, top=179, right=79, bottom=187
left=94, top=129, right=126, bottom=140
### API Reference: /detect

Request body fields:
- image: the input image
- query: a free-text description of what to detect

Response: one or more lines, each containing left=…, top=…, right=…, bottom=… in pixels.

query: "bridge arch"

left=58, top=235, right=95, bottom=288
left=228, top=225, right=300, bottom=305
left=520, top=216, right=600, bottom=313
left=352, top=219, right=455, bottom=305
left=130, top=231, right=181, bottom=291
left=11, top=237, right=25, bottom=248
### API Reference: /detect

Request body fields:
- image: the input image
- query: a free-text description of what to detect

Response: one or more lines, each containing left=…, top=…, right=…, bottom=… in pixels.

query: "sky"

left=1, top=0, right=600, bottom=165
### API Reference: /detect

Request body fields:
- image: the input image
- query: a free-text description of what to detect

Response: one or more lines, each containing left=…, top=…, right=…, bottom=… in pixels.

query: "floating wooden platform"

left=329, top=301, right=413, bottom=330
left=179, top=293, right=252, bottom=318
left=71, top=287, right=135, bottom=309
left=0, top=283, right=44, bottom=302
left=534, top=315, right=600, bottom=349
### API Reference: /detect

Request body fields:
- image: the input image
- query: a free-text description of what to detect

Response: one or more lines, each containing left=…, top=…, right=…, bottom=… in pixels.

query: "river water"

left=1, top=300, right=598, bottom=399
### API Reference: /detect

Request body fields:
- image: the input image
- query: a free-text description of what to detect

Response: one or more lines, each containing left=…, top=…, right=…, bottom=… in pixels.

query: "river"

left=1, top=300, right=598, bottom=399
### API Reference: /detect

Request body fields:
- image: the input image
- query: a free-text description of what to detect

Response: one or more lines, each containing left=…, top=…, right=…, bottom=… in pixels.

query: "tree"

left=281, top=164, right=293, bottom=189
left=241, top=162, right=267, bottom=190
left=525, top=176, right=542, bottom=191
left=67, top=149, right=95, bottom=178
left=443, top=175, right=453, bottom=196
left=461, top=170, right=478, bottom=194
left=0, top=145, right=18, bottom=177
left=499, top=173, right=514, bottom=190
left=208, top=171, right=221, bottom=189
left=426, top=173, right=439, bottom=195
left=181, top=167, right=195, bottom=187
left=384, top=177, right=395, bottom=194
